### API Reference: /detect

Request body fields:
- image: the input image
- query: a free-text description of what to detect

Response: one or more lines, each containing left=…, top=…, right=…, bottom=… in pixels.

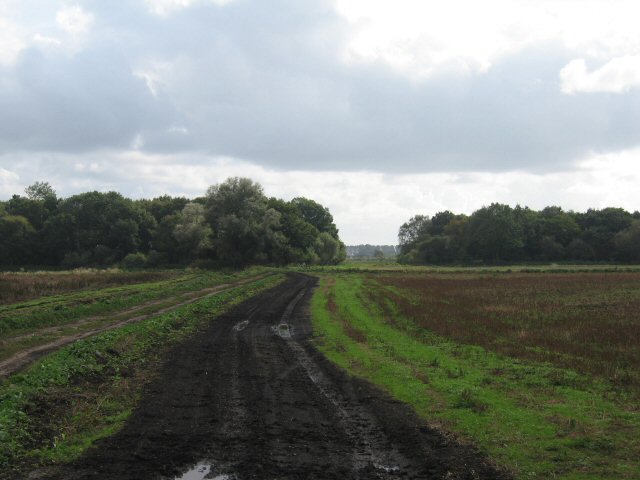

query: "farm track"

left=43, top=273, right=507, bottom=480
left=0, top=274, right=271, bottom=378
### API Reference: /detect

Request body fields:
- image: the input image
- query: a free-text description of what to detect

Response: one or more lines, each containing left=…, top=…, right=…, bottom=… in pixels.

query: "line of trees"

left=0, top=178, right=346, bottom=268
left=398, top=204, right=640, bottom=265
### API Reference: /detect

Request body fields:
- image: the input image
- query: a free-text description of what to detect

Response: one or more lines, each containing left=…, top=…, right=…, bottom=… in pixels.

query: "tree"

left=615, top=221, right=640, bottom=262
left=314, top=232, right=345, bottom=265
left=0, top=214, right=35, bottom=265
left=398, top=215, right=430, bottom=254
left=466, top=204, right=525, bottom=262
left=173, top=203, right=213, bottom=260
left=291, top=197, right=339, bottom=238
left=205, top=178, right=267, bottom=266
left=25, top=181, right=56, bottom=202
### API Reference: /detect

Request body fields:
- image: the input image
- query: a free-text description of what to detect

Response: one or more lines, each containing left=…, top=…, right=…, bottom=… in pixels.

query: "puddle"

left=373, top=463, right=401, bottom=474
left=272, top=323, right=291, bottom=339
left=232, top=320, right=249, bottom=332
left=173, top=462, right=234, bottom=480
left=174, top=462, right=211, bottom=480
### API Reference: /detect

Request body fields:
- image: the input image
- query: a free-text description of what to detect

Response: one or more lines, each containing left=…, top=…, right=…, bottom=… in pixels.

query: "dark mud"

left=43, top=273, right=509, bottom=480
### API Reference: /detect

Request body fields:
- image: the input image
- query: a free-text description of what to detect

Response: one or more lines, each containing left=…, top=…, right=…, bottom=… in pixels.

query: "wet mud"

left=44, top=273, right=509, bottom=480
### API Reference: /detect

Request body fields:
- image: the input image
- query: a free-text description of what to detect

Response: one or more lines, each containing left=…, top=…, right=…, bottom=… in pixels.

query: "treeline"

left=346, top=245, right=397, bottom=259
left=398, top=204, right=640, bottom=265
left=0, top=177, right=346, bottom=268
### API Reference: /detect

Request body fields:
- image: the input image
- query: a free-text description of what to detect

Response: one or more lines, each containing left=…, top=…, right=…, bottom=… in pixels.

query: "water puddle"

left=272, top=323, right=292, bottom=339
left=174, top=462, right=210, bottom=480
left=232, top=320, right=249, bottom=332
left=373, top=462, right=401, bottom=474
left=173, top=462, right=234, bottom=480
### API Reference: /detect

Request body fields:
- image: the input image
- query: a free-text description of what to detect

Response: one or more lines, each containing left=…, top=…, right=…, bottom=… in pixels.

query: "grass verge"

left=311, top=274, right=640, bottom=479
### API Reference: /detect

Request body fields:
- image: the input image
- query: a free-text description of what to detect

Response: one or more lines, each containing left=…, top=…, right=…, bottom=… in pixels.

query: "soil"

left=40, top=273, right=510, bottom=480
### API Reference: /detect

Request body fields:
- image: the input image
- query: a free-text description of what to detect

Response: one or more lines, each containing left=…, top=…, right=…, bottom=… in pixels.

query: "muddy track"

left=0, top=274, right=271, bottom=379
left=43, top=273, right=509, bottom=480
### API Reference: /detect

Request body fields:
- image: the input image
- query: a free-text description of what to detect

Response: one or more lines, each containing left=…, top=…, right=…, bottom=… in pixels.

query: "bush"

left=121, top=253, right=147, bottom=269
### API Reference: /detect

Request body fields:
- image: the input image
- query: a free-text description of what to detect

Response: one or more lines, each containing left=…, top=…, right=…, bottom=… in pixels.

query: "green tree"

left=291, top=197, right=339, bottom=238
left=465, top=204, right=525, bottom=262
left=173, top=203, right=213, bottom=261
left=205, top=178, right=268, bottom=266
left=0, top=214, right=35, bottom=265
left=314, top=232, right=345, bottom=265
left=614, top=221, right=640, bottom=262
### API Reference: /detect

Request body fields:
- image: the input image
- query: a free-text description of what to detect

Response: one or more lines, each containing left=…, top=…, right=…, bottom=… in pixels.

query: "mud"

left=42, top=273, right=509, bottom=480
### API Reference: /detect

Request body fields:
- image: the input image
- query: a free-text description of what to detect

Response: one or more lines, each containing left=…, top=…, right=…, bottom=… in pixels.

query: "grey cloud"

left=0, top=46, right=174, bottom=152
left=0, top=0, right=639, bottom=173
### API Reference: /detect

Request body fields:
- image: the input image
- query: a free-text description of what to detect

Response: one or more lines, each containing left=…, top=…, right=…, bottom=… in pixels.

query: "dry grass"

left=0, top=270, right=176, bottom=305
left=371, top=272, right=640, bottom=388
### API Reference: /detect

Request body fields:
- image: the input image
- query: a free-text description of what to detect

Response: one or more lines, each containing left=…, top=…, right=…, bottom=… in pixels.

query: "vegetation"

left=0, top=274, right=283, bottom=476
left=0, top=269, right=176, bottom=305
left=0, top=177, right=345, bottom=269
left=0, top=269, right=268, bottom=338
left=398, top=204, right=640, bottom=265
left=312, top=272, right=640, bottom=479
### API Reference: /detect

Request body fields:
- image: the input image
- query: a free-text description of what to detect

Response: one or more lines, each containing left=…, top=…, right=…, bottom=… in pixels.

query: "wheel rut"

left=43, top=273, right=509, bottom=480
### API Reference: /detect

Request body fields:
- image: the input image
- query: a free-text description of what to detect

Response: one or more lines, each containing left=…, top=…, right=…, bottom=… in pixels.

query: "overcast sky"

left=1, top=0, right=639, bottom=244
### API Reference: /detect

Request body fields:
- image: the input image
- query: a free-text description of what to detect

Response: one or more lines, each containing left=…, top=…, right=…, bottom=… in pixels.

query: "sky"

left=1, top=0, right=639, bottom=244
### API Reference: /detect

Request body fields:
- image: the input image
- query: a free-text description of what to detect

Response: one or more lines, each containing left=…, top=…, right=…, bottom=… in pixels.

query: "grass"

left=0, top=269, right=178, bottom=305
left=0, top=266, right=270, bottom=337
left=0, top=273, right=283, bottom=478
left=312, top=273, right=640, bottom=479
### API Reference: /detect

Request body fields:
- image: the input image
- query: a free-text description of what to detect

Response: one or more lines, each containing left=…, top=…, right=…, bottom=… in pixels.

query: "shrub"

left=121, top=253, right=147, bottom=269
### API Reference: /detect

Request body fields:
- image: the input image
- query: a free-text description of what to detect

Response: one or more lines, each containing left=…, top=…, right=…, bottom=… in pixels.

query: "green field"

left=312, top=270, right=640, bottom=479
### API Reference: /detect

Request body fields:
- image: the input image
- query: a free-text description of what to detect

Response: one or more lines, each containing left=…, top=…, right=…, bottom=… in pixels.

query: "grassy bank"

left=312, top=273, right=640, bottom=479
left=0, top=273, right=283, bottom=478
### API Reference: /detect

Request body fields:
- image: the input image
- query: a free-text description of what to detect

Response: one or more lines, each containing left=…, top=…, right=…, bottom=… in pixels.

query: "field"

left=312, top=270, right=640, bottom=479
left=0, top=269, right=178, bottom=305
left=1, top=265, right=639, bottom=479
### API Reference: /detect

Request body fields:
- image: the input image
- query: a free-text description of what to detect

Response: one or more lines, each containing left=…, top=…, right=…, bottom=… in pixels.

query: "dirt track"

left=45, top=273, right=508, bottom=480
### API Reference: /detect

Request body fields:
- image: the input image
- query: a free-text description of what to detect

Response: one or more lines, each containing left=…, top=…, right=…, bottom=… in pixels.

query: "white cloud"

left=33, top=33, right=62, bottom=47
left=56, top=6, right=94, bottom=35
left=145, top=0, right=236, bottom=16
left=134, top=59, right=174, bottom=97
left=335, top=0, right=640, bottom=79
left=560, top=55, right=640, bottom=94
left=0, top=17, right=26, bottom=65
left=0, top=167, right=21, bottom=198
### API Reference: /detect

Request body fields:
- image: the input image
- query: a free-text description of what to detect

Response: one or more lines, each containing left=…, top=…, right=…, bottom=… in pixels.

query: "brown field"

left=370, top=272, right=640, bottom=388
left=0, top=270, right=176, bottom=305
